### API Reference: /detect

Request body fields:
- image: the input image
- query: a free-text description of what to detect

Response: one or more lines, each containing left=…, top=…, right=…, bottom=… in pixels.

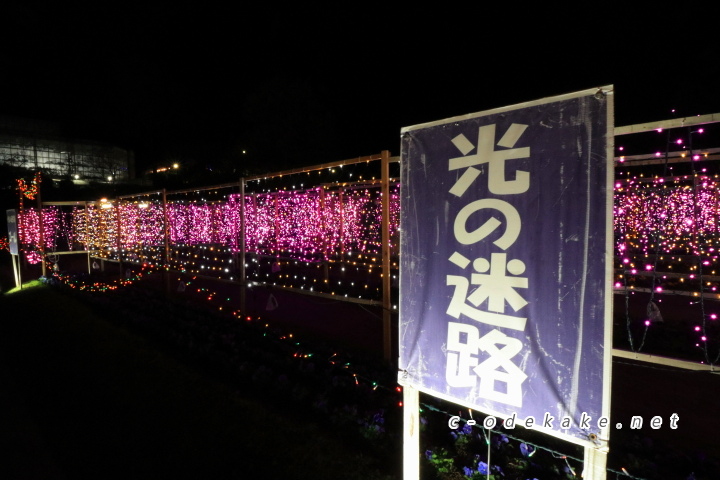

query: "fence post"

left=319, top=185, right=330, bottom=283
left=583, top=445, right=608, bottom=480
left=12, top=253, right=21, bottom=288
left=239, top=178, right=246, bottom=315
left=162, top=188, right=170, bottom=293
left=402, top=384, right=420, bottom=480
left=339, top=188, right=345, bottom=264
left=116, top=197, right=123, bottom=276
left=381, top=150, right=392, bottom=362
left=84, top=201, right=91, bottom=274
left=37, top=173, right=46, bottom=277
left=17, top=185, right=24, bottom=288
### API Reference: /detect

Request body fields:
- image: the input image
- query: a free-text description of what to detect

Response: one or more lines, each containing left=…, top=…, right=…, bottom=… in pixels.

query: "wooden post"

left=582, top=445, right=608, bottom=480
left=239, top=178, right=247, bottom=315
left=162, top=188, right=171, bottom=293
left=37, top=173, right=46, bottom=277
left=17, top=180, right=24, bottom=288
left=319, top=186, right=329, bottom=283
left=12, top=254, right=21, bottom=289
left=116, top=198, right=123, bottom=275
left=84, top=202, right=91, bottom=274
left=273, top=193, right=279, bottom=260
left=339, top=188, right=345, bottom=264
left=381, top=150, right=392, bottom=362
left=402, top=384, right=420, bottom=480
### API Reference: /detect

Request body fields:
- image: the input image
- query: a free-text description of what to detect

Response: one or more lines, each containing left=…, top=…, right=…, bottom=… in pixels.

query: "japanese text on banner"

left=445, top=123, right=530, bottom=408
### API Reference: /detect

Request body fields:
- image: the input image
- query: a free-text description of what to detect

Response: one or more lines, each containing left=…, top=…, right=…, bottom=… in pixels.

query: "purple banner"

left=399, top=88, right=612, bottom=446
left=7, top=209, right=19, bottom=255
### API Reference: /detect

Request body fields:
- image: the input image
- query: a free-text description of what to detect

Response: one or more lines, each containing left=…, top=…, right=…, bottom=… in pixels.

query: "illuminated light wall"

left=15, top=181, right=426, bottom=300
left=239, top=186, right=399, bottom=263
left=115, top=199, right=167, bottom=264
left=18, top=206, right=82, bottom=259
left=20, top=181, right=397, bottom=298
left=19, top=178, right=717, bottom=266
left=18, top=207, right=62, bottom=250
left=119, top=201, right=165, bottom=249
left=275, top=190, right=326, bottom=260
left=613, top=173, right=720, bottom=301
left=16, top=170, right=720, bottom=308
left=72, top=204, right=118, bottom=252
left=614, top=174, right=720, bottom=257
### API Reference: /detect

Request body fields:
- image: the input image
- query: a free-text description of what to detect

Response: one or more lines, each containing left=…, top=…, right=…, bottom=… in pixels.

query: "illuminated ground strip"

left=52, top=262, right=167, bottom=292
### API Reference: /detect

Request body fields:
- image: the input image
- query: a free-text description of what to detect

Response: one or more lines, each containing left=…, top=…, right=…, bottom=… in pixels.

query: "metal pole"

left=381, top=150, right=392, bottom=362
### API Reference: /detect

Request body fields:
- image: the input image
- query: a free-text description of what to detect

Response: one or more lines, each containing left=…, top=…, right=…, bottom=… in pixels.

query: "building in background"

left=0, top=115, right=134, bottom=183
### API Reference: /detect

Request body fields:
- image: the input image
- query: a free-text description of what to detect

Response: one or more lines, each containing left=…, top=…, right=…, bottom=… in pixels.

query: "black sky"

left=2, top=3, right=719, bottom=173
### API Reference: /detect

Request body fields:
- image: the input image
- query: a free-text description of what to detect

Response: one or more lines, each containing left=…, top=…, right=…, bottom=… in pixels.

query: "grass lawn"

left=0, top=281, right=398, bottom=480
left=5, top=273, right=720, bottom=480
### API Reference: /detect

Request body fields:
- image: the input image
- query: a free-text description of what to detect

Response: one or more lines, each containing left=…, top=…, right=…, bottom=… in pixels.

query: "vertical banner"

left=7, top=209, right=19, bottom=255
left=399, top=87, right=613, bottom=447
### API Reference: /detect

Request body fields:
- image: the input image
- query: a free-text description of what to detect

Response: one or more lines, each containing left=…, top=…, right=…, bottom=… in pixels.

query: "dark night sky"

left=2, top=3, right=719, bottom=173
